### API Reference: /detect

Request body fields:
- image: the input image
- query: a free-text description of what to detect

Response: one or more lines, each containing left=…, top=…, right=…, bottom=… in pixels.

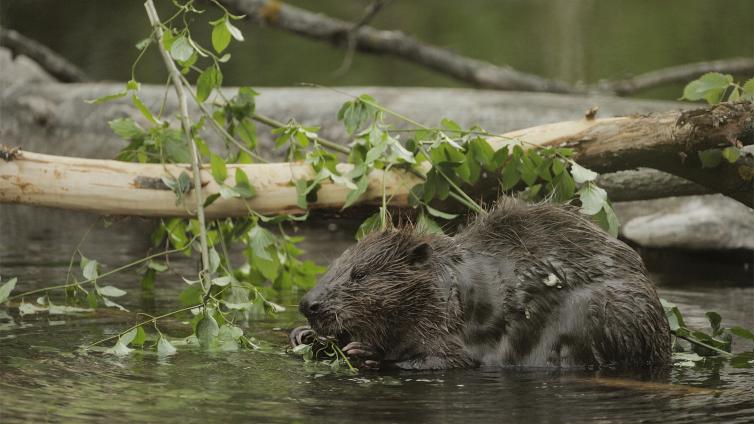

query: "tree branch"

left=603, top=58, right=754, bottom=96
left=144, top=0, right=212, bottom=283
left=220, top=0, right=574, bottom=93
left=3, top=102, right=752, bottom=217
left=335, top=0, right=390, bottom=76
left=0, top=25, right=89, bottom=83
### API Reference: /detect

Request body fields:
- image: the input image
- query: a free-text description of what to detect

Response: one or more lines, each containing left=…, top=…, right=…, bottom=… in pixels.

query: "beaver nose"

left=299, top=297, right=322, bottom=318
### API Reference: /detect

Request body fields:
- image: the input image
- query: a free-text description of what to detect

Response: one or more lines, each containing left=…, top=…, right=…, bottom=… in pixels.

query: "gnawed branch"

left=0, top=26, right=89, bottom=83
left=2, top=102, right=751, bottom=217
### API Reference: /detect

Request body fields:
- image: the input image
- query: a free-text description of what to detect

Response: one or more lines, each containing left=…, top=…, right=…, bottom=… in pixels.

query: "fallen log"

left=1, top=102, right=751, bottom=216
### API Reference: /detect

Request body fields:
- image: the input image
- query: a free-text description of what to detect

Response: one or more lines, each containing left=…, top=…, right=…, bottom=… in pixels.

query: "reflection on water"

left=1, top=206, right=753, bottom=423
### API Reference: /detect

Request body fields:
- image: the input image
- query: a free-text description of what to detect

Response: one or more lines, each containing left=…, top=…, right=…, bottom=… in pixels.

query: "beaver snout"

left=298, top=291, right=323, bottom=320
left=299, top=297, right=321, bottom=318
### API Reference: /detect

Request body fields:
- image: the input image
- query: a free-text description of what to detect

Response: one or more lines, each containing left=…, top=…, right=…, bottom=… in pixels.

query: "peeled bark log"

left=2, top=102, right=752, bottom=217
left=0, top=150, right=421, bottom=218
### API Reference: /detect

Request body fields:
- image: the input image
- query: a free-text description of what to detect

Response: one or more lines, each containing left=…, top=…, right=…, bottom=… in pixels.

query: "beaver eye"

left=350, top=268, right=367, bottom=281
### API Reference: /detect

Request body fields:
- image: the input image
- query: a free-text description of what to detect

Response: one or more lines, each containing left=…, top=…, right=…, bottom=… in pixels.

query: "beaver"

left=290, top=198, right=671, bottom=370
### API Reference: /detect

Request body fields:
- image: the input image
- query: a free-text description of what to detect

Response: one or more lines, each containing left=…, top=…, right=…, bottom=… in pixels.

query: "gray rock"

left=615, top=195, right=754, bottom=251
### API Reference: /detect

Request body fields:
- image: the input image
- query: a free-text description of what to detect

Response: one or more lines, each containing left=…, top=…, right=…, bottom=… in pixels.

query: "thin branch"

left=0, top=25, right=89, bottom=82
left=335, top=0, right=390, bottom=76
left=603, top=58, right=754, bottom=95
left=219, top=0, right=574, bottom=93
left=144, top=0, right=212, bottom=288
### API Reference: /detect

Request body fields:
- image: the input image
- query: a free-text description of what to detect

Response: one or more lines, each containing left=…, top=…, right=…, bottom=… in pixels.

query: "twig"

left=8, top=241, right=196, bottom=301
left=85, top=303, right=201, bottom=349
left=335, top=0, right=389, bottom=76
left=177, top=74, right=269, bottom=163
left=0, top=25, right=89, bottom=82
left=144, top=0, right=212, bottom=289
left=252, top=113, right=350, bottom=155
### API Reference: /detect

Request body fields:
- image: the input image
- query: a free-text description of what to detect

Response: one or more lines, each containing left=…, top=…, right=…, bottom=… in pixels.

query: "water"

left=1, top=206, right=753, bottom=423
left=2, top=0, right=753, bottom=100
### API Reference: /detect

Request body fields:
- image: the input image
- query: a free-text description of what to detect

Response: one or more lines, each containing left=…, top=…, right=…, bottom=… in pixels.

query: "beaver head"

left=299, top=229, right=458, bottom=354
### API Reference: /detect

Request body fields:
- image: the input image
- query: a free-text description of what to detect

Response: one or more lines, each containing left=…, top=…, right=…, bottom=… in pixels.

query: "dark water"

left=2, top=0, right=753, bottom=99
left=1, top=205, right=753, bottom=423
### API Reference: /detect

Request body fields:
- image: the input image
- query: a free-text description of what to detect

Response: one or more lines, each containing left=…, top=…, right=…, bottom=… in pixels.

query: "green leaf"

left=721, top=147, right=741, bottom=163
left=234, top=168, right=256, bottom=198
left=105, top=341, right=133, bottom=356
left=131, top=94, right=158, bottom=126
left=210, top=154, right=228, bottom=184
left=570, top=161, right=598, bottom=184
left=170, top=36, right=194, bottom=62
left=196, top=65, right=222, bottom=103
left=119, top=327, right=139, bottom=346
left=212, top=20, right=231, bottom=53
left=0, top=277, right=17, bottom=303
left=356, top=212, right=383, bottom=240
left=698, top=149, right=723, bottom=168
left=81, top=257, right=99, bottom=281
left=440, top=118, right=462, bottom=133
left=225, top=19, right=244, bottom=41
left=97, top=285, right=126, bottom=298
left=196, top=314, right=220, bottom=347
left=730, top=326, right=754, bottom=341
left=85, top=89, right=127, bottom=105
left=742, top=78, right=754, bottom=100
left=179, top=284, right=203, bottom=306
left=552, top=171, right=575, bottom=202
left=706, top=311, right=722, bottom=335
left=425, top=205, right=458, bottom=220
left=295, top=179, right=308, bottom=209
left=109, top=118, right=143, bottom=141
left=204, top=193, right=221, bottom=208
left=343, top=176, right=369, bottom=209
left=248, top=225, right=276, bottom=261
left=416, top=213, right=444, bottom=235
left=501, top=162, right=520, bottom=190
left=211, top=276, right=234, bottom=287
left=682, top=72, right=732, bottom=104
left=132, top=326, right=146, bottom=346
left=157, top=336, right=178, bottom=356
left=594, top=203, right=620, bottom=237
left=578, top=183, right=607, bottom=215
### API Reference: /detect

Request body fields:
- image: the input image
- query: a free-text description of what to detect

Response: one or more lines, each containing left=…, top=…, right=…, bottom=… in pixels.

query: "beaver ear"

left=408, top=242, right=433, bottom=266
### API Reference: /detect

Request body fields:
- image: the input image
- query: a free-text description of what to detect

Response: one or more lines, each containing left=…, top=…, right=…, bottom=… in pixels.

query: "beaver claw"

left=342, top=341, right=380, bottom=369
left=289, top=325, right=316, bottom=347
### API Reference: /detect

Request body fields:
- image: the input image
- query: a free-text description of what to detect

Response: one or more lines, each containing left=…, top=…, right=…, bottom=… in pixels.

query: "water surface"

left=1, top=206, right=753, bottom=423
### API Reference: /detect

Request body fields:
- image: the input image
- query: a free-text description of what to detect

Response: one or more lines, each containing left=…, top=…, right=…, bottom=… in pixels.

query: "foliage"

left=682, top=73, right=754, bottom=183
left=662, top=299, right=754, bottom=366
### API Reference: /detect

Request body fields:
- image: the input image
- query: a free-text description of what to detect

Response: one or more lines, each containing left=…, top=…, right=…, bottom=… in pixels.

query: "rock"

left=615, top=195, right=754, bottom=251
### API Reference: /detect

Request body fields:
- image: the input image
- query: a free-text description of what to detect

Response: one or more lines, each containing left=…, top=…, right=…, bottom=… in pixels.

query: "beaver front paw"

left=342, top=341, right=380, bottom=370
left=289, top=325, right=316, bottom=347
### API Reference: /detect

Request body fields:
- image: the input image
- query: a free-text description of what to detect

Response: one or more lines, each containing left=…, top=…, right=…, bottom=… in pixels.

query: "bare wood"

left=0, top=26, right=89, bottom=83
left=1, top=103, right=751, bottom=216
left=0, top=150, right=422, bottom=218
left=219, top=0, right=573, bottom=93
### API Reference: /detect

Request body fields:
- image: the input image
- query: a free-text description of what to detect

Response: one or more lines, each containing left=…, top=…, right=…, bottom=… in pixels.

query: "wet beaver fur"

left=291, top=198, right=671, bottom=370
